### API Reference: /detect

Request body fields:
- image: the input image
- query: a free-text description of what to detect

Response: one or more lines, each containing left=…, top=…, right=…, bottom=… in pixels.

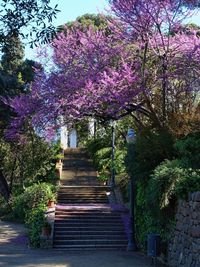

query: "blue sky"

left=50, top=0, right=108, bottom=26
left=25, top=0, right=200, bottom=59
left=25, top=0, right=108, bottom=58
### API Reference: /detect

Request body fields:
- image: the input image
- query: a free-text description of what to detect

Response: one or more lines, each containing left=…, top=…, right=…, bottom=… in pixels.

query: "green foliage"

left=25, top=204, right=46, bottom=248
left=135, top=176, right=176, bottom=248
left=137, top=159, right=200, bottom=248
left=18, top=59, right=37, bottom=83
left=124, top=129, right=176, bottom=249
left=86, top=135, right=111, bottom=157
left=134, top=129, right=175, bottom=181
left=11, top=182, right=56, bottom=221
left=86, top=134, right=126, bottom=184
left=10, top=182, right=56, bottom=247
left=0, top=135, right=59, bottom=196
left=1, top=33, right=24, bottom=75
left=175, top=132, right=200, bottom=169
left=0, top=195, right=11, bottom=219
left=94, top=147, right=111, bottom=169
left=60, top=13, right=112, bottom=35
left=148, top=160, right=182, bottom=210
left=0, top=0, right=59, bottom=46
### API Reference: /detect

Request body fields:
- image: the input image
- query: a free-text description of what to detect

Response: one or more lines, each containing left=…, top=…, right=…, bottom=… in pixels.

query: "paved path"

left=0, top=221, right=153, bottom=267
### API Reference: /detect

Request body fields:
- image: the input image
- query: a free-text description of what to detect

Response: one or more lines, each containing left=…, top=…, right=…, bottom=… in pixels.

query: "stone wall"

left=168, top=192, right=200, bottom=267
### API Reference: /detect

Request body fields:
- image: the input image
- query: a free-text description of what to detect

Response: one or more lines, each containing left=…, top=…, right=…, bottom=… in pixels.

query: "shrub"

left=12, top=182, right=56, bottom=221
left=175, top=132, right=200, bottom=169
left=148, top=160, right=200, bottom=208
left=0, top=195, right=12, bottom=219
left=86, top=136, right=110, bottom=158
left=175, top=168, right=200, bottom=199
left=25, top=204, right=46, bottom=248
left=148, top=160, right=182, bottom=210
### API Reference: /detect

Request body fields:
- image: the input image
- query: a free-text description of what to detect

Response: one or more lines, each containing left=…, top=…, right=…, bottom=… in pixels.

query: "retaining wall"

left=168, top=192, right=200, bottom=267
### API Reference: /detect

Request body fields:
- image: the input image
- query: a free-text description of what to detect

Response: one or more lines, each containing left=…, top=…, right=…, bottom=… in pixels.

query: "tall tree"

left=1, top=32, right=24, bottom=75
left=0, top=0, right=59, bottom=201
left=0, top=0, right=59, bottom=47
left=6, top=4, right=200, bottom=139
left=59, top=13, right=112, bottom=33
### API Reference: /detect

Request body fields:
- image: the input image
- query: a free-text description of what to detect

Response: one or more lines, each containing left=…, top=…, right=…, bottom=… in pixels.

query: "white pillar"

left=69, top=129, right=77, bottom=148
left=88, top=118, right=95, bottom=137
left=60, top=125, right=68, bottom=150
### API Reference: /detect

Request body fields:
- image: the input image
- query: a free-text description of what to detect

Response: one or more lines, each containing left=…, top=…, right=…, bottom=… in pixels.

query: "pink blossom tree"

left=108, top=0, right=200, bottom=133
left=7, top=1, right=200, bottom=140
left=6, top=25, right=142, bottom=140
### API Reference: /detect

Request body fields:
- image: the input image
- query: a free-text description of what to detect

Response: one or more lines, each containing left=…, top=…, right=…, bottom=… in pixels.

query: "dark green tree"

left=1, top=32, right=24, bottom=75
left=58, top=13, right=113, bottom=35
left=0, top=0, right=59, bottom=201
left=0, top=0, right=59, bottom=47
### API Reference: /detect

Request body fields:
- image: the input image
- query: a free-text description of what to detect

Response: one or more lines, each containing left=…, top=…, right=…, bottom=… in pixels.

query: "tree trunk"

left=0, top=169, right=10, bottom=201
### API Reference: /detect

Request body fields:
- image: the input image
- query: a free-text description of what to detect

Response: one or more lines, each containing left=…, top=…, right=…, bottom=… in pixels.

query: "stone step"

left=54, top=227, right=124, bottom=234
left=54, top=224, right=124, bottom=228
left=57, top=199, right=108, bottom=201
left=58, top=185, right=110, bottom=189
left=53, top=230, right=125, bottom=235
left=55, top=209, right=117, bottom=213
left=57, top=192, right=108, bottom=195
left=53, top=148, right=127, bottom=251
left=57, top=192, right=106, bottom=195
left=54, top=235, right=126, bottom=241
left=55, top=214, right=122, bottom=219
left=57, top=195, right=107, bottom=198
left=55, top=215, right=122, bottom=224
left=54, top=225, right=124, bottom=231
left=62, top=165, right=95, bottom=169
left=55, top=215, right=121, bottom=220
left=55, top=209, right=122, bottom=214
left=53, top=239, right=127, bottom=246
left=54, top=222, right=123, bottom=230
left=54, top=213, right=122, bottom=218
left=57, top=201, right=109, bottom=204
left=57, top=196, right=107, bottom=200
left=57, top=194, right=108, bottom=197
left=62, top=165, right=94, bottom=169
left=53, top=244, right=126, bottom=250
left=55, top=215, right=122, bottom=220
left=57, top=192, right=107, bottom=198
left=57, top=200, right=108, bottom=204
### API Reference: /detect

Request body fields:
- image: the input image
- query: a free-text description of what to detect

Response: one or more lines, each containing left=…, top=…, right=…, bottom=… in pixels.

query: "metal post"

left=127, top=175, right=137, bottom=251
left=126, top=129, right=137, bottom=251
left=110, top=121, right=115, bottom=187
left=94, top=120, right=97, bottom=139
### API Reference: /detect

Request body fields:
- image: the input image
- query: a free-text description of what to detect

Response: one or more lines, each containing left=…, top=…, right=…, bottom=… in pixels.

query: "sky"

left=25, top=0, right=200, bottom=59
left=49, top=0, right=108, bottom=26
left=25, top=0, right=109, bottom=58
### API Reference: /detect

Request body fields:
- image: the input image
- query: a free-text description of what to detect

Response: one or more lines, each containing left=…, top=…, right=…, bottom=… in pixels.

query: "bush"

left=12, top=182, right=56, bottom=221
left=148, top=160, right=182, bottom=210
left=0, top=195, right=12, bottom=219
left=148, top=160, right=200, bottom=208
left=175, top=168, right=200, bottom=199
left=125, top=129, right=175, bottom=182
left=25, top=204, right=46, bottom=248
left=175, top=132, right=200, bottom=169
left=86, top=136, right=110, bottom=158
left=124, top=130, right=176, bottom=250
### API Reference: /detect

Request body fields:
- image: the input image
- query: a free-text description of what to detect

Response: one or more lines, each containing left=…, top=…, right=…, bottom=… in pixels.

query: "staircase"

left=53, top=148, right=128, bottom=250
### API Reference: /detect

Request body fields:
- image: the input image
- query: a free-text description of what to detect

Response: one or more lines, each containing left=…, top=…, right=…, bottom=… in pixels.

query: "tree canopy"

left=5, top=2, right=200, bottom=141
left=0, top=0, right=59, bottom=47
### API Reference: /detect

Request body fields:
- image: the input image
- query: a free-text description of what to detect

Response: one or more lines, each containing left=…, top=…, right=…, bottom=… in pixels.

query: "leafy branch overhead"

left=0, top=0, right=60, bottom=46
left=6, top=1, right=200, bottom=141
